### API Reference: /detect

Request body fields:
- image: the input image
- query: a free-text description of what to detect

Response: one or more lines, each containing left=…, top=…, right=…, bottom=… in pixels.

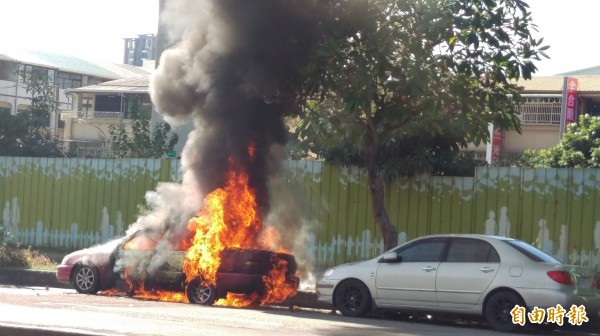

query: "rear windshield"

left=504, top=240, right=561, bottom=263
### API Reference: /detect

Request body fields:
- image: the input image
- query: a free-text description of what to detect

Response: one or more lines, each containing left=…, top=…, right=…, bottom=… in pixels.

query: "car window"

left=503, top=239, right=560, bottom=263
left=123, top=231, right=163, bottom=250
left=394, top=238, right=446, bottom=262
left=446, top=238, right=500, bottom=263
left=162, top=228, right=194, bottom=251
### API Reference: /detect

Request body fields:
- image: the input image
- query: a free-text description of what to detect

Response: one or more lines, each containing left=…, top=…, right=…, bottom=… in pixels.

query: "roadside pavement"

left=0, top=266, right=332, bottom=335
left=0, top=267, right=70, bottom=289
left=0, top=266, right=331, bottom=308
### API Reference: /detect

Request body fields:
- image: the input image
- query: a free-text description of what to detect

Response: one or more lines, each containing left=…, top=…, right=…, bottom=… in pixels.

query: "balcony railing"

left=61, top=111, right=124, bottom=120
left=515, top=102, right=561, bottom=125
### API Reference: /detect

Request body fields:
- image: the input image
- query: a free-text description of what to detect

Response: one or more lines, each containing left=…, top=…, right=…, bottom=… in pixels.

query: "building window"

left=0, top=60, right=18, bottom=81
left=523, top=97, right=561, bottom=103
left=17, top=104, right=30, bottom=113
left=16, top=104, right=49, bottom=126
left=517, top=97, right=562, bottom=125
left=82, top=97, right=93, bottom=112
left=0, top=101, right=12, bottom=114
left=47, top=69, right=55, bottom=85
left=96, top=95, right=121, bottom=112
left=56, top=72, right=83, bottom=89
left=18, top=64, right=52, bottom=83
left=87, top=77, right=105, bottom=86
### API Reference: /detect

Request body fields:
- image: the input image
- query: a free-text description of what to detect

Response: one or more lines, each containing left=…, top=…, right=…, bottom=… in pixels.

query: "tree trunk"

left=366, top=163, right=398, bottom=251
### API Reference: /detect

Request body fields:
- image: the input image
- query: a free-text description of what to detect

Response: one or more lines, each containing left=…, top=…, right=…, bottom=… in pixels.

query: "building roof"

left=558, top=65, right=600, bottom=76
left=0, top=53, right=18, bottom=62
left=0, top=48, right=151, bottom=80
left=67, top=76, right=149, bottom=94
left=102, top=63, right=154, bottom=78
left=0, top=49, right=58, bottom=69
left=515, top=76, right=600, bottom=94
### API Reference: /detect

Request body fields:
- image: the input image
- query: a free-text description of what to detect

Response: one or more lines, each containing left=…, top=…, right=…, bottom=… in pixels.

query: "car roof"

left=413, top=233, right=515, bottom=242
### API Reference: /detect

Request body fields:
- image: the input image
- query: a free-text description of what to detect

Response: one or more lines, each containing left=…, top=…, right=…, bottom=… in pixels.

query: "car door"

left=116, top=229, right=163, bottom=282
left=151, top=230, right=189, bottom=284
left=375, top=237, right=447, bottom=308
left=436, top=238, right=500, bottom=309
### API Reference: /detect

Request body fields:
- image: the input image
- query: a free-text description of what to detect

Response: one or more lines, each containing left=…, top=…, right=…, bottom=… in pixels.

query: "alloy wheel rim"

left=192, top=285, right=211, bottom=303
left=343, top=287, right=362, bottom=310
left=492, top=295, right=513, bottom=325
left=76, top=267, right=94, bottom=290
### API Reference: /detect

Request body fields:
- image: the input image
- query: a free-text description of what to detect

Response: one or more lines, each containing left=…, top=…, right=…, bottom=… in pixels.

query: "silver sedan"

left=316, top=234, right=600, bottom=332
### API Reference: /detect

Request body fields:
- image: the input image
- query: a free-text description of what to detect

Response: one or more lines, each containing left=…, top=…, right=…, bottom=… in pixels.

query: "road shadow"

left=258, top=306, right=600, bottom=336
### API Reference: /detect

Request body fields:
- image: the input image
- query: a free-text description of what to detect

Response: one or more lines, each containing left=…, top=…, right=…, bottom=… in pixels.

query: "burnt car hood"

left=62, top=237, right=125, bottom=266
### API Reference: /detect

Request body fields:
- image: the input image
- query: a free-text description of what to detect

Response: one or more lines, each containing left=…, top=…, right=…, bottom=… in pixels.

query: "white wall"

left=504, top=125, right=560, bottom=152
left=0, top=79, right=73, bottom=132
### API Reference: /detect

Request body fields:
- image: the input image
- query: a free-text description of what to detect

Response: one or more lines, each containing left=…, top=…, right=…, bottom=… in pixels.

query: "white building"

left=62, top=76, right=152, bottom=157
left=0, top=48, right=150, bottom=141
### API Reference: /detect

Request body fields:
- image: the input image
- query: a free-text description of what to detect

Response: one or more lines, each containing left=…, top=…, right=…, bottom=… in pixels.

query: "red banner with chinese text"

left=491, top=128, right=503, bottom=163
left=565, top=78, right=578, bottom=124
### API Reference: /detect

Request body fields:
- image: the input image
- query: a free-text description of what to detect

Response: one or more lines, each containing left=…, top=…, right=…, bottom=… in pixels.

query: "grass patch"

left=1, top=226, right=65, bottom=270
left=0, top=243, right=59, bottom=270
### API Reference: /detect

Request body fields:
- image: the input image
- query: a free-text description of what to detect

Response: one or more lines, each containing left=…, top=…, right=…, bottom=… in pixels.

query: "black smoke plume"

left=151, top=0, right=325, bottom=213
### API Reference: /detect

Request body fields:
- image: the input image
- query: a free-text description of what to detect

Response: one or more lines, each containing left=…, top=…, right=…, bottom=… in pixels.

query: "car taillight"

left=547, top=271, right=574, bottom=285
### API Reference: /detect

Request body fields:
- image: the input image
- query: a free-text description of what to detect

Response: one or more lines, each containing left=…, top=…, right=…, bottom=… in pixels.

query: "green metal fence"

left=0, top=157, right=181, bottom=249
left=283, top=162, right=599, bottom=269
left=1, top=157, right=599, bottom=270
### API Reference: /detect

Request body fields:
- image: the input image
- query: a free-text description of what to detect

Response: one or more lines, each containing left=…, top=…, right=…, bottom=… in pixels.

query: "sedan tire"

left=334, top=279, right=372, bottom=317
left=186, top=277, right=217, bottom=305
left=484, top=290, right=524, bottom=332
left=72, top=265, right=100, bottom=294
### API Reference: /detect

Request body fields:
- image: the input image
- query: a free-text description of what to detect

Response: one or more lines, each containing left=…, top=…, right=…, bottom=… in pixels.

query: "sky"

left=526, top=0, right=600, bottom=75
left=0, top=0, right=159, bottom=63
left=0, top=0, right=597, bottom=75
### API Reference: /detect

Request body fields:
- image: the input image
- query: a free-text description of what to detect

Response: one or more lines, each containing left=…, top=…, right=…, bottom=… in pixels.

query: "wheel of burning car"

left=484, top=290, right=525, bottom=332
left=186, top=277, right=217, bottom=305
left=334, top=279, right=372, bottom=317
left=71, top=265, right=100, bottom=294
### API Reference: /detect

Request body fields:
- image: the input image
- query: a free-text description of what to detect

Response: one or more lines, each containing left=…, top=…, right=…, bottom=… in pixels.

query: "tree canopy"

left=521, top=114, right=600, bottom=168
left=294, top=0, right=548, bottom=249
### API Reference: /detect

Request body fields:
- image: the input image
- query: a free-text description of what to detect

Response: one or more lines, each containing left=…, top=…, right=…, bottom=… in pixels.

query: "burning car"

left=56, top=226, right=299, bottom=305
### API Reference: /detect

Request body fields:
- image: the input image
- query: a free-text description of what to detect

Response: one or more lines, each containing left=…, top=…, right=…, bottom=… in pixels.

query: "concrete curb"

left=0, top=268, right=70, bottom=289
left=0, top=267, right=331, bottom=335
left=0, top=267, right=330, bottom=308
left=0, top=323, right=104, bottom=336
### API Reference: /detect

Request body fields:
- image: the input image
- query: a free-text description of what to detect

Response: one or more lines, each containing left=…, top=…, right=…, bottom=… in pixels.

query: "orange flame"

left=183, top=165, right=262, bottom=286
left=260, top=257, right=298, bottom=304
left=106, top=160, right=297, bottom=306
left=103, top=285, right=188, bottom=303
left=131, top=285, right=188, bottom=303
left=215, top=292, right=260, bottom=307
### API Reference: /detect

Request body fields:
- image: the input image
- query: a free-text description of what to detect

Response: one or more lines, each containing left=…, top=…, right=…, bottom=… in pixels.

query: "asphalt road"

left=0, top=285, right=597, bottom=336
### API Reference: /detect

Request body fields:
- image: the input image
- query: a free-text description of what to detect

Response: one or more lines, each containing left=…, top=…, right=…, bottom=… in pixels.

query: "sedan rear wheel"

left=72, top=265, right=100, bottom=294
left=484, top=290, right=524, bottom=332
left=334, top=279, right=371, bottom=317
left=186, top=278, right=217, bottom=305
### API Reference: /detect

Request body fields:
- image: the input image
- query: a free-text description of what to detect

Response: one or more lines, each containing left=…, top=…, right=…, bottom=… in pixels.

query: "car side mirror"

left=379, top=252, right=402, bottom=263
